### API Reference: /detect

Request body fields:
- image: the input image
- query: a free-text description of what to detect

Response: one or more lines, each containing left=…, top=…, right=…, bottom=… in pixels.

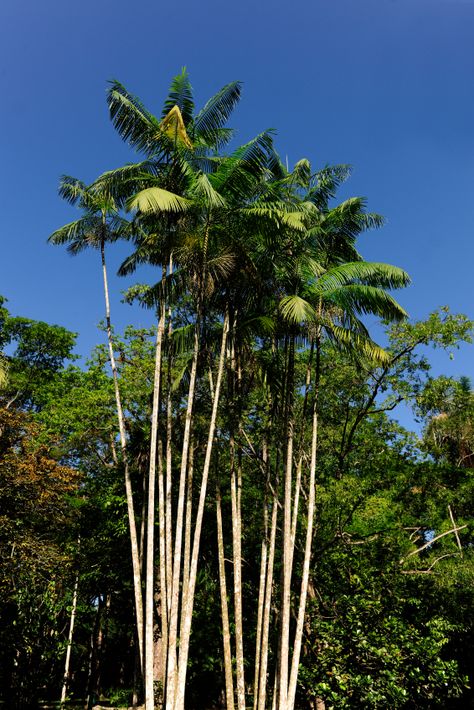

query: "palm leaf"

left=193, top=81, right=242, bottom=146
left=317, top=262, right=411, bottom=291
left=290, top=158, right=311, bottom=188
left=308, top=164, right=352, bottom=207
left=161, top=68, right=194, bottom=126
left=279, top=294, right=317, bottom=324
left=212, top=131, right=275, bottom=199
left=58, top=176, right=88, bottom=206
left=92, top=160, right=165, bottom=206
left=126, top=187, right=191, bottom=214
left=326, top=324, right=391, bottom=364
left=192, top=173, right=228, bottom=208
left=48, top=217, right=102, bottom=250
left=159, top=105, right=193, bottom=149
left=108, top=80, right=162, bottom=154
left=320, top=284, right=408, bottom=321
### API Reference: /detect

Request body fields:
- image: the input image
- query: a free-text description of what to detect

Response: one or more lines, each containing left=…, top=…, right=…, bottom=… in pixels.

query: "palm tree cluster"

left=49, top=69, right=410, bottom=710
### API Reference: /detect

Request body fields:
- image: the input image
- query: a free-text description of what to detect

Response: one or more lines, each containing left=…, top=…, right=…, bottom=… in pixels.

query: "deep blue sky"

left=1, top=0, right=473, bottom=429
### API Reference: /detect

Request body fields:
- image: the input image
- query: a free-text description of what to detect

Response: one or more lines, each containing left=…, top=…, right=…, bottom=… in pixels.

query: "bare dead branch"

left=401, top=553, right=460, bottom=574
left=400, top=525, right=468, bottom=564
left=448, top=505, right=463, bottom=556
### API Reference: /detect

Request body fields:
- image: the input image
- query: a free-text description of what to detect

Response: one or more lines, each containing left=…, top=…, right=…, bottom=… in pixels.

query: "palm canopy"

left=236, top=158, right=412, bottom=364
left=48, top=176, right=136, bottom=254
left=107, top=68, right=242, bottom=158
left=93, top=70, right=256, bottom=221
left=118, top=130, right=306, bottom=307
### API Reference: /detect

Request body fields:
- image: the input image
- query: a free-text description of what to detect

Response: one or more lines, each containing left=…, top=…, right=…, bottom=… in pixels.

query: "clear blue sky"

left=1, top=0, right=473, bottom=429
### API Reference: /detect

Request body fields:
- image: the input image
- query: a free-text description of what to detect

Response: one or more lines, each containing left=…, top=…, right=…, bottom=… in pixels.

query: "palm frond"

left=308, top=164, right=352, bottom=207
left=193, top=81, right=242, bottom=146
left=107, top=80, right=162, bottom=154
left=171, top=324, right=195, bottom=357
left=92, top=160, right=165, bottom=206
left=290, top=158, right=311, bottom=188
left=206, top=249, right=236, bottom=282
left=243, top=205, right=306, bottom=231
left=279, top=294, right=317, bottom=325
left=321, top=284, right=408, bottom=322
left=326, top=324, right=391, bottom=364
left=126, top=187, right=191, bottom=214
left=58, top=176, right=88, bottom=206
left=323, top=198, right=385, bottom=237
left=192, top=173, right=228, bottom=208
left=212, top=131, right=275, bottom=199
left=159, top=105, right=193, bottom=149
left=48, top=217, right=102, bottom=250
left=317, top=262, right=411, bottom=291
left=161, top=68, right=194, bottom=126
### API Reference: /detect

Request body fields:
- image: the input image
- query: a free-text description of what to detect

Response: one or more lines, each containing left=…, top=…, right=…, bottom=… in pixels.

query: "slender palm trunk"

left=60, top=572, right=79, bottom=707
left=145, top=296, right=166, bottom=710
left=85, top=595, right=103, bottom=710
left=253, top=463, right=267, bottom=710
left=157, top=438, right=168, bottom=690
left=165, top=311, right=202, bottom=708
left=279, top=334, right=295, bottom=710
left=288, top=345, right=314, bottom=582
left=165, top=260, right=174, bottom=618
left=287, top=337, right=321, bottom=710
left=257, top=464, right=279, bottom=710
left=216, top=471, right=235, bottom=710
left=253, top=433, right=270, bottom=710
left=165, top=376, right=174, bottom=614
left=230, top=341, right=246, bottom=710
left=174, top=309, right=230, bottom=710
left=101, top=237, right=144, bottom=669
left=179, top=439, right=194, bottom=645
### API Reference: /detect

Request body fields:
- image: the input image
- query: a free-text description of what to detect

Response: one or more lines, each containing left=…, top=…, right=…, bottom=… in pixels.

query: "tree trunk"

left=279, top=334, right=295, bottom=710
left=157, top=438, right=168, bottom=693
left=179, top=439, right=194, bottom=647
left=230, top=346, right=246, bottom=710
left=287, top=337, right=320, bottom=710
left=174, top=309, right=230, bottom=710
left=145, top=297, right=166, bottom=710
left=257, top=475, right=278, bottom=710
left=101, top=237, right=144, bottom=670
left=216, top=474, right=235, bottom=710
left=165, top=312, right=202, bottom=709
left=253, top=519, right=267, bottom=710
left=166, top=255, right=174, bottom=617
left=60, top=572, right=79, bottom=707
left=85, top=595, right=104, bottom=710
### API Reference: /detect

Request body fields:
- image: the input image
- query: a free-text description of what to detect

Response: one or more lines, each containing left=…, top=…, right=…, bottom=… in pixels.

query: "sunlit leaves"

left=126, top=186, right=191, bottom=214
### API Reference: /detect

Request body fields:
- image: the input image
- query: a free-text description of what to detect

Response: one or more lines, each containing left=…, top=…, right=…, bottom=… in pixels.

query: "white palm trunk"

left=174, top=309, right=230, bottom=710
left=157, top=438, right=168, bottom=690
left=179, top=439, right=194, bottom=646
left=253, top=532, right=267, bottom=710
left=101, top=238, right=144, bottom=669
left=258, top=479, right=278, bottom=710
left=287, top=407, right=318, bottom=710
left=279, top=336, right=295, bottom=710
left=165, top=316, right=201, bottom=708
left=166, top=256, right=174, bottom=617
left=145, top=297, right=166, bottom=710
left=216, top=478, right=235, bottom=710
left=230, top=440, right=246, bottom=710
left=60, top=571, right=79, bottom=706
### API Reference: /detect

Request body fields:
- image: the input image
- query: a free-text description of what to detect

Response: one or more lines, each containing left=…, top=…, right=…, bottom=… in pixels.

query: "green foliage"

left=3, top=70, right=474, bottom=710
left=302, top=595, right=467, bottom=708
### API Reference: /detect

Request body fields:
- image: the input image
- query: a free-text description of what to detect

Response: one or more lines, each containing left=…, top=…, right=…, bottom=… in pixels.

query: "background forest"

left=1, top=70, right=473, bottom=710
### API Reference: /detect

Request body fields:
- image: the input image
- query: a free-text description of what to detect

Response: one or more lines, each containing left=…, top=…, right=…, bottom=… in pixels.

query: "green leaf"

left=126, top=187, right=191, bottom=214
